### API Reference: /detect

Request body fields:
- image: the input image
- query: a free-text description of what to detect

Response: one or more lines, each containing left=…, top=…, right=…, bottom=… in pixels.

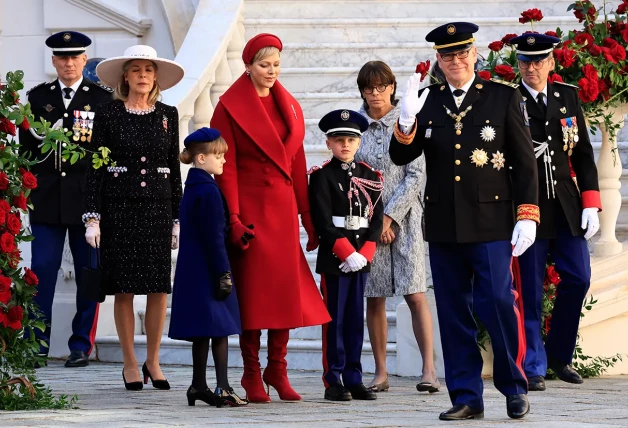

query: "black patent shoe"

left=187, top=386, right=222, bottom=407
left=439, top=404, right=484, bottom=421
left=122, top=369, right=143, bottom=391
left=216, top=386, right=248, bottom=407
left=65, top=350, right=89, bottom=367
left=346, top=383, right=377, bottom=400
left=142, top=362, right=170, bottom=390
left=506, top=394, right=530, bottom=419
left=549, top=361, right=583, bottom=384
left=528, top=375, right=546, bottom=391
left=324, top=383, right=352, bottom=401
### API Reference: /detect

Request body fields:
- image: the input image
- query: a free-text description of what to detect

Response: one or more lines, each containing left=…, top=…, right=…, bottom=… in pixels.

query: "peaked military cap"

left=426, top=22, right=479, bottom=53
left=46, top=31, right=91, bottom=56
left=319, top=109, right=369, bottom=137
left=511, top=33, right=561, bottom=61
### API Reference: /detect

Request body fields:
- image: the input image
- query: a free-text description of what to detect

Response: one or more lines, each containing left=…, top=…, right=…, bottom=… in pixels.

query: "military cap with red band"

left=242, top=33, right=283, bottom=64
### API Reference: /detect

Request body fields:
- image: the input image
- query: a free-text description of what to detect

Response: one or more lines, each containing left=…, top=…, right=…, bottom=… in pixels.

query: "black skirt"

left=100, top=197, right=172, bottom=294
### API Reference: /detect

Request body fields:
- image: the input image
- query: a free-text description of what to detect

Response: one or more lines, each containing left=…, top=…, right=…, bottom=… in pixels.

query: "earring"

left=246, top=70, right=250, bottom=76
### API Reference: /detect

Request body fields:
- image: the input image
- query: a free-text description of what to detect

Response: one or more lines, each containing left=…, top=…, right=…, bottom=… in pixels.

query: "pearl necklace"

left=125, top=104, right=156, bottom=115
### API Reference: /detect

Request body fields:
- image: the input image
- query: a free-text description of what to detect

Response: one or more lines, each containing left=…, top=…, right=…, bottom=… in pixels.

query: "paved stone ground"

left=2, top=361, right=628, bottom=427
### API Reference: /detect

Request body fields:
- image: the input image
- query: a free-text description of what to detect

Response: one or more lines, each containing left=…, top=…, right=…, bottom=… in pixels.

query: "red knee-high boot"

left=263, top=329, right=302, bottom=401
left=240, top=329, right=271, bottom=403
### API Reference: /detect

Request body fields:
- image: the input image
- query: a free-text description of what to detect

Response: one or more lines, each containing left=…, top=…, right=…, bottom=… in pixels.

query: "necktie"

left=62, top=87, right=73, bottom=100
left=537, top=92, right=547, bottom=116
left=453, top=89, right=465, bottom=108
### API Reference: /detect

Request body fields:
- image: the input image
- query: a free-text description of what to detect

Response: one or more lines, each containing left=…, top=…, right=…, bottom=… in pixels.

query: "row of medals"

left=73, top=110, right=95, bottom=143
left=562, top=121, right=579, bottom=156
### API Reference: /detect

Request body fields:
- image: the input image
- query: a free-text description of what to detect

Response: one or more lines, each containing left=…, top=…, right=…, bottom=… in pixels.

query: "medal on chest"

left=560, top=116, right=578, bottom=156
left=444, top=104, right=473, bottom=136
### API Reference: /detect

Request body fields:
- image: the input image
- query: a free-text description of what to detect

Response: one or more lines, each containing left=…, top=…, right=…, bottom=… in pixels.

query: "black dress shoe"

left=324, top=383, right=352, bottom=401
left=65, top=350, right=89, bottom=367
left=346, top=383, right=377, bottom=400
left=506, top=394, right=530, bottom=419
left=439, top=404, right=484, bottom=420
left=549, top=362, right=583, bottom=384
left=528, top=375, right=546, bottom=391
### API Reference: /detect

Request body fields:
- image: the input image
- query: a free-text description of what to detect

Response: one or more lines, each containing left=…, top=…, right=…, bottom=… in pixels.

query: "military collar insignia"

left=440, top=85, right=446, bottom=91
left=470, top=148, right=489, bottom=168
left=560, top=107, right=567, bottom=114
left=491, top=151, right=506, bottom=171
left=480, top=126, right=496, bottom=142
left=341, top=161, right=356, bottom=171
left=50, top=85, right=56, bottom=90
left=522, top=96, right=527, bottom=102
left=83, top=86, right=90, bottom=91
left=475, top=83, right=483, bottom=90
left=44, top=104, right=55, bottom=112
left=554, top=92, right=560, bottom=98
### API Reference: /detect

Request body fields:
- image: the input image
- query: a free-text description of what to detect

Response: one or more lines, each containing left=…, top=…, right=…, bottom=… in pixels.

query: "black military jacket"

left=390, top=74, right=539, bottom=244
left=519, top=81, right=600, bottom=239
left=308, top=157, right=384, bottom=275
left=18, top=78, right=113, bottom=225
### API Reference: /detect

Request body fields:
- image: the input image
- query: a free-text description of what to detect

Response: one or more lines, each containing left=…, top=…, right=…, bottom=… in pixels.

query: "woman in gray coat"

left=354, top=61, right=438, bottom=392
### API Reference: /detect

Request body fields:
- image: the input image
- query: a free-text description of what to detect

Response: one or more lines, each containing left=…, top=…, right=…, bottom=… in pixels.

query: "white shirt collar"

left=521, top=80, right=548, bottom=104
left=448, top=75, right=476, bottom=96
left=58, top=76, right=84, bottom=94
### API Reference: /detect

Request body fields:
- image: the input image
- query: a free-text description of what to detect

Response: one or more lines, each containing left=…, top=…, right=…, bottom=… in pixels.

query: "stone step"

left=244, top=0, right=574, bottom=20
left=95, top=335, right=397, bottom=374
left=244, top=16, right=574, bottom=45
left=139, top=309, right=398, bottom=343
left=292, top=91, right=363, bottom=119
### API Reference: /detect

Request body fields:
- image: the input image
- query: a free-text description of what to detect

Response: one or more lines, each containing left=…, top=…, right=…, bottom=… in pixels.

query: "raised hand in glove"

left=511, top=219, right=537, bottom=257
left=216, top=272, right=233, bottom=301
left=172, top=223, right=180, bottom=250
left=301, top=211, right=319, bottom=252
left=85, top=222, right=101, bottom=248
left=229, top=217, right=255, bottom=250
left=581, top=207, right=600, bottom=240
left=399, top=75, right=431, bottom=128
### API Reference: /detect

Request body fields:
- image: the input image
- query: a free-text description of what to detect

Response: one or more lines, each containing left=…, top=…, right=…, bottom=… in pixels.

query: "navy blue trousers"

left=430, top=241, right=527, bottom=411
left=320, top=272, right=367, bottom=388
left=30, top=223, right=99, bottom=355
left=518, top=210, right=590, bottom=378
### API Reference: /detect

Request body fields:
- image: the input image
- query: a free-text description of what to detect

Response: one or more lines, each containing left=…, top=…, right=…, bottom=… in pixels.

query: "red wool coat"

left=211, top=74, right=331, bottom=330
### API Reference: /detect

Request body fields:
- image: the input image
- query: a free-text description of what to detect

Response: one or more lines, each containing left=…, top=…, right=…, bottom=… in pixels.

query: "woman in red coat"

left=211, top=33, right=331, bottom=403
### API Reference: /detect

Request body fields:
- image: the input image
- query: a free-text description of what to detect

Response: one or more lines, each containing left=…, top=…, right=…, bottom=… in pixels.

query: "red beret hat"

left=242, top=33, right=283, bottom=64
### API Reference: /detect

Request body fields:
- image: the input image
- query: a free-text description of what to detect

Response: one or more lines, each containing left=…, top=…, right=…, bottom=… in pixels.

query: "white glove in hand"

left=339, top=262, right=352, bottom=274
left=511, top=219, right=537, bottom=257
left=345, top=252, right=368, bottom=272
left=399, top=74, right=430, bottom=128
left=85, top=223, right=101, bottom=248
left=172, top=223, right=180, bottom=250
left=581, top=207, right=600, bottom=240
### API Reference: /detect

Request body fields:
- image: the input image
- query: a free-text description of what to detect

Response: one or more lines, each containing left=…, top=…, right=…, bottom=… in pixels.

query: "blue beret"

left=46, top=31, right=91, bottom=56
left=426, top=22, right=479, bottom=53
left=511, top=34, right=561, bottom=61
left=184, top=127, right=222, bottom=147
left=319, top=109, right=369, bottom=137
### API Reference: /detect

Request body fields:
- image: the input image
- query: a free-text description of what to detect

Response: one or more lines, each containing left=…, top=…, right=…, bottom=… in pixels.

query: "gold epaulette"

left=490, top=78, right=520, bottom=89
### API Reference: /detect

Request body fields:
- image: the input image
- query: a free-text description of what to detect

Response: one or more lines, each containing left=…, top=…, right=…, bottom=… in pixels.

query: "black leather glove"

left=216, top=272, right=233, bottom=301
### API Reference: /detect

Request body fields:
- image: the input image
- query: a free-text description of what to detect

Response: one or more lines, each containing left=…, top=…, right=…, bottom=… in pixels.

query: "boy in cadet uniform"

left=308, top=109, right=384, bottom=401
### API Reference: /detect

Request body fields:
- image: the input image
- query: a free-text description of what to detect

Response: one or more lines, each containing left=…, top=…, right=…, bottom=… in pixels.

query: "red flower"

left=5, top=305, right=24, bottom=330
left=21, top=170, right=37, bottom=190
left=603, top=38, right=627, bottom=62
left=582, top=64, right=599, bottom=82
left=0, top=231, right=16, bottom=253
left=574, top=1, right=596, bottom=23
left=415, top=60, right=431, bottom=82
left=588, top=43, right=603, bottom=56
left=6, top=213, right=21, bottom=235
left=621, top=25, right=628, bottom=44
left=0, top=199, right=9, bottom=226
left=24, top=267, right=38, bottom=286
left=548, top=73, right=563, bottom=83
left=554, top=48, right=577, bottom=68
left=519, top=8, right=544, bottom=23
left=618, top=1, right=628, bottom=14
left=575, top=31, right=594, bottom=47
left=0, top=275, right=11, bottom=304
left=0, top=171, right=8, bottom=191
left=19, top=118, right=30, bottom=131
left=501, top=33, right=518, bottom=44
left=13, top=192, right=27, bottom=211
left=0, top=117, right=16, bottom=136
left=488, top=41, right=504, bottom=52
left=578, top=77, right=600, bottom=103
left=546, top=265, right=561, bottom=285
left=598, top=78, right=612, bottom=101
left=494, top=64, right=516, bottom=81
left=478, top=70, right=492, bottom=80
left=7, top=249, right=20, bottom=269
left=545, top=30, right=559, bottom=38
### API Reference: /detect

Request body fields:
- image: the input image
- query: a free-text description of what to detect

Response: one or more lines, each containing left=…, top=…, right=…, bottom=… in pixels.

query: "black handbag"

left=79, top=247, right=109, bottom=303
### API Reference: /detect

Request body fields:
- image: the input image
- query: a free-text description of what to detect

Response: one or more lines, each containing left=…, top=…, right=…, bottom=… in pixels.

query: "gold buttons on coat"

left=495, top=195, right=499, bottom=200
left=455, top=160, right=461, bottom=165
left=455, top=176, right=461, bottom=182
left=61, top=172, right=66, bottom=177
left=455, top=144, right=461, bottom=149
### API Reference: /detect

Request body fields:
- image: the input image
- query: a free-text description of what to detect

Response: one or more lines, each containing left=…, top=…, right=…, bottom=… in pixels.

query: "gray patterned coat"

left=355, top=103, right=427, bottom=297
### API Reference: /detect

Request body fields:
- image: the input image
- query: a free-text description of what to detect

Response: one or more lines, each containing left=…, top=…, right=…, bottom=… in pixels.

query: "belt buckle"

left=345, top=216, right=360, bottom=230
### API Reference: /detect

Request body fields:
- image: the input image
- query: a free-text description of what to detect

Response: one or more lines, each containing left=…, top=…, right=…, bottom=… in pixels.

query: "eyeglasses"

left=362, top=84, right=391, bottom=94
left=439, top=49, right=472, bottom=62
left=517, top=58, right=551, bottom=70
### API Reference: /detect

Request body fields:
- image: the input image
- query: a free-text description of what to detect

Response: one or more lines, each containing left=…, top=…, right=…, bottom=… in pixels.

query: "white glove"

left=85, top=223, right=101, bottom=249
left=172, top=223, right=180, bottom=250
left=511, top=219, right=537, bottom=257
left=339, top=261, right=352, bottom=273
left=399, top=74, right=431, bottom=127
left=344, top=252, right=368, bottom=272
left=581, top=207, right=600, bottom=240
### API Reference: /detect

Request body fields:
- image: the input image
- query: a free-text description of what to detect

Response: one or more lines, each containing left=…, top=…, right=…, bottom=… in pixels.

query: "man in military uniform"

left=308, top=110, right=384, bottom=402
left=511, top=33, right=601, bottom=391
left=19, top=31, right=113, bottom=367
left=390, top=22, right=539, bottom=420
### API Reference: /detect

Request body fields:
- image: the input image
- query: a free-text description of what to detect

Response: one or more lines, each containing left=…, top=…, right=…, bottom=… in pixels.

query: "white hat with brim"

left=96, top=45, right=184, bottom=90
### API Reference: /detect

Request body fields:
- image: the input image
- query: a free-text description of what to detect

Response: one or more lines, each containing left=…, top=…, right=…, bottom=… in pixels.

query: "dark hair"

left=430, top=62, right=447, bottom=85
left=356, top=61, right=397, bottom=109
left=179, top=136, right=228, bottom=164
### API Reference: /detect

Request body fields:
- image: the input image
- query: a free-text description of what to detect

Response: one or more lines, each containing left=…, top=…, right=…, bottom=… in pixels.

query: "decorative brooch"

left=480, top=126, right=496, bottom=142
left=491, top=151, right=506, bottom=171
left=163, top=115, right=168, bottom=131
left=470, top=148, right=489, bottom=168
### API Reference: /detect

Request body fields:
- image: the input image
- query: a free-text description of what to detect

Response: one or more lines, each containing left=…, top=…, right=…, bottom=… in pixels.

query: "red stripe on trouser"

left=88, top=303, right=100, bottom=356
left=510, top=257, right=527, bottom=382
left=320, top=274, right=330, bottom=388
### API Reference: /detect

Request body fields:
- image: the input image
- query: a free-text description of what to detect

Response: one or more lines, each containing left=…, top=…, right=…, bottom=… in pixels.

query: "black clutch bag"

left=79, top=247, right=109, bottom=303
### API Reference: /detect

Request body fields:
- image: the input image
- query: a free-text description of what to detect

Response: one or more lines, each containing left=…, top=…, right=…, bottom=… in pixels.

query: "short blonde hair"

left=113, top=60, right=161, bottom=105
left=251, top=47, right=280, bottom=64
left=179, top=136, right=229, bottom=164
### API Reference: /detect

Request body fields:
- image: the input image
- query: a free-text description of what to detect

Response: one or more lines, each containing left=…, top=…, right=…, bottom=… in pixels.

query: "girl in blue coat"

left=169, top=127, right=247, bottom=407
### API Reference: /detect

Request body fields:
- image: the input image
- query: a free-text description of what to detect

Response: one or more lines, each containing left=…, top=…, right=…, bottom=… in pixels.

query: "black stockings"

left=191, top=337, right=230, bottom=390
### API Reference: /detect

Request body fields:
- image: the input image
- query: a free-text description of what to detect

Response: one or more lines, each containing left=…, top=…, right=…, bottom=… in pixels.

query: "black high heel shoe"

left=215, top=386, right=248, bottom=407
left=142, top=362, right=170, bottom=390
left=187, top=386, right=223, bottom=407
left=122, top=369, right=143, bottom=391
